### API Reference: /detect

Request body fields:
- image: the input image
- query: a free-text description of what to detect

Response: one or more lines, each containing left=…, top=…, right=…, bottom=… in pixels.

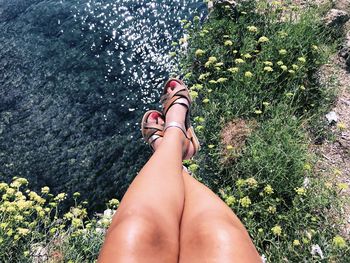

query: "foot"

left=146, top=111, right=165, bottom=150
left=162, top=80, right=195, bottom=158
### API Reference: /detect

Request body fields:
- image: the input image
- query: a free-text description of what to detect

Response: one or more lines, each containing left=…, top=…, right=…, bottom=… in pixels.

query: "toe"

left=167, top=80, right=181, bottom=94
left=148, top=112, right=164, bottom=125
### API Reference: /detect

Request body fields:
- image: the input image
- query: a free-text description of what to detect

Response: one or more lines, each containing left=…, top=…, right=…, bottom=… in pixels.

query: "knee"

left=107, top=212, right=178, bottom=252
left=191, top=220, right=241, bottom=246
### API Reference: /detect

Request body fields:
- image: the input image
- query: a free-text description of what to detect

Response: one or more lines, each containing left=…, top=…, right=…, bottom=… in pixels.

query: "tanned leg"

left=98, top=93, right=189, bottom=263
left=179, top=170, right=261, bottom=263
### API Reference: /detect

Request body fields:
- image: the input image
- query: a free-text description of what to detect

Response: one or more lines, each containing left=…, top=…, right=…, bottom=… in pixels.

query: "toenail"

left=149, top=112, right=159, bottom=120
left=169, top=80, right=178, bottom=89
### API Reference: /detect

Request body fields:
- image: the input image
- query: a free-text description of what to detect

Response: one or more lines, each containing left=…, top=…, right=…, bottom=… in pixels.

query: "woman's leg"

left=179, top=170, right=261, bottom=263
left=98, top=103, right=189, bottom=263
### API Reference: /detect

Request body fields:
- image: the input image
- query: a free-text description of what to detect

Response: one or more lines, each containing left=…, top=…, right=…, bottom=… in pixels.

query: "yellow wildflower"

left=192, top=84, right=203, bottom=91
left=271, top=225, right=282, bottom=236
left=243, top=53, right=252, bottom=59
left=292, top=64, right=299, bottom=70
left=17, top=228, right=30, bottom=236
left=72, top=218, right=83, bottom=228
left=258, top=36, right=269, bottom=43
left=279, top=49, right=287, bottom=55
left=281, top=65, right=288, bottom=71
left=195, top=49, right=205, bottom=57
left=225, top=196, right=236, bottom=206
left=312, top=45, right=319, bottom=51
left=208, top=56, right=217, bottom=63
left=337, top=122, right=347, bottom=130
left=264, top=66, right=273, bottom=72
left=288, top=70, right=295, bottom=74
left=235, top=58, right=245, bottom=64
left=298, top=57, right=306, bottom=63
left=268, top=206, right=276, bottom=214
left=245, top=71, right=253, bottom=78
left=263, top=102, right=270, bottom=106
left=293, top=240, right=301, bottom=246
left=202, top=98, right=210, bottom=104
left=264, top=185, right=274, bottom=195
left=0, top=183, right=8, bottom=191
left=337, top=183, right=349, bottom=191
left=236, top=179, right=246, bottom=187
left=239, top=196, right=252, bottom=208
left=41, top=186, right=50, bottom=194
left=272, top=1, right=282, bottom=5
left=304, top=163, right=312, bottom=171
left=195, top=125, right=204, bottom=132
left=277, top=61, right=284, bottom=65
left=109, top=199, right=120, bottom=208
left=263, top=61, right=273, bottom=66
left=226, top=145, right=234, bottom=150
left=232, top=50, right=238, bottom=54
left=189, top=164, right=199, bottom=173
left=64, top=212, right=74, bottom=220
left=224, top=40, right=233, bottom=46
left=184, top=72, right=192, bottom=79
left=189, top=90, right=198, bottom=100
left=245, top=178, right=258, bottom=188
left=209, top=80, right=217, bottom=84
left=54, top=193, right=66, bottom=201
left=255, top=110, right=262, bottom=114
left=247, top=26, right=258, bottom=32
left=217, top=78, right=228, bottom=83
left=333, top=235, right=347, bottom=248
left=205, top=56, right=217, bottom=68
left=208, top=144, right=215, bottom=149
left=295, top=187, right=306, bottom=195
left=199, top=72, right=210, bottom=80
left=228, top=67, right=239, bottom=73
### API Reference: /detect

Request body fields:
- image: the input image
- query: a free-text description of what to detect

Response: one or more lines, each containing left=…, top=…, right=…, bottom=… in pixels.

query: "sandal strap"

left=164, top=121, right=189, bottom=139
left=148, top=132, right=163, bottom=147
left=143, top=122, right=164, bottom=131
left=160, top=86, right=191, bottom=116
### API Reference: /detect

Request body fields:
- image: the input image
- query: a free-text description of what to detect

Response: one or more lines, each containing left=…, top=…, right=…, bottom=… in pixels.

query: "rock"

left=335, top=0, right=350, bottom=12
left=340, top=98, right=350, bottom=106
left=325, top=111, right=339, bottom=124
left=339, top=31, right=350, bottom=67
left=324, top=9, right=349, bottom=27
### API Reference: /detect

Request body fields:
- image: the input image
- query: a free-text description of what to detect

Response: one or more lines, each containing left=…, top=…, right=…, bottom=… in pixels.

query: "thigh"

left=179, top=172, right=261, bottom=263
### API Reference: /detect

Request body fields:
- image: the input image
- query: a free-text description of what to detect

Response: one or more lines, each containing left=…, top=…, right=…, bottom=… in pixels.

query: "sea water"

left=0, top=0, right=206, bottom=210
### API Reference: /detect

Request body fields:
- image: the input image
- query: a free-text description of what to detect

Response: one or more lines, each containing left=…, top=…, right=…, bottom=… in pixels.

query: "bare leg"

left=179, top=170, right=261, bottom=263
left=98, top=102, right=189, bottom=262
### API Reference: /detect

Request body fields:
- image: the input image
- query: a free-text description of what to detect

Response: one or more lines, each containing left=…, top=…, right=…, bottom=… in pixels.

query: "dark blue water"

left=0, top=0, right=206, bottom=210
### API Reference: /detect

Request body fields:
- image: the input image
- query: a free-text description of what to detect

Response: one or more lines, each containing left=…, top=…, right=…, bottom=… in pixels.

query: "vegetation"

left=180, top=0, right=349, bottom=261
left=0, top=0, right=349, bottom=262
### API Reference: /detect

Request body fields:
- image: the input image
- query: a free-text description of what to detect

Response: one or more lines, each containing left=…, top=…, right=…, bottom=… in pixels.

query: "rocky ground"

left=313, top=0, right=350, bottom=237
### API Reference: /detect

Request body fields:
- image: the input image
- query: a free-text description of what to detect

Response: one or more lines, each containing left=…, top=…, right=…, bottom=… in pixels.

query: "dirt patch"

left=220, top=119, right=256, bottom=162
left=313, top=55, right=350, bottom=238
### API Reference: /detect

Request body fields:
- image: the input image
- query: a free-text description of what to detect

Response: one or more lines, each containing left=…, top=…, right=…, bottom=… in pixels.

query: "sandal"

left=141, top=110, right=165, bottom=151
left=160, top=78, right=200, bottom=160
